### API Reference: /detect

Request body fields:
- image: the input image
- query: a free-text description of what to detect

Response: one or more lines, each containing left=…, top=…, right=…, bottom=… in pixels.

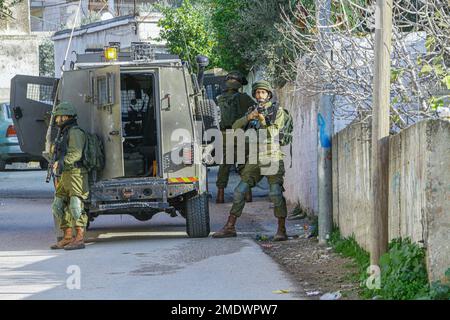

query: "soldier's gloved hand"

left=53, top=162, right=58, bottom=172
left=258, top=113, right=266, bottom=125
left=247, top=110, right=260, bottom=121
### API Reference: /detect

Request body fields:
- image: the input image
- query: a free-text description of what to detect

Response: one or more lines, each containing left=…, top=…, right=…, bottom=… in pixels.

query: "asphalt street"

left=0, top=164, right=303, bottom=300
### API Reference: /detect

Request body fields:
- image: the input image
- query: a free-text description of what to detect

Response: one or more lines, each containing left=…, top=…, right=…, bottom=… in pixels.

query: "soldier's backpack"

left=72, top=126, right=105, bottom=174
left=279, top=109, right=294, bottom=146
left=278, top=108, right=294, bottom=168
left=82, top=132, right=105, bottom=174
left=217, top=92, right=241, bottom=130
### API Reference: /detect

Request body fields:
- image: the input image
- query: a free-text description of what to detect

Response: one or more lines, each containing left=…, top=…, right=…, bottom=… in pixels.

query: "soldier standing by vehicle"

left=50, top=102, right=89, bottom=250
left=216, top=71, right=255, bottom=203
left=213, top=80, right=292, bottom=241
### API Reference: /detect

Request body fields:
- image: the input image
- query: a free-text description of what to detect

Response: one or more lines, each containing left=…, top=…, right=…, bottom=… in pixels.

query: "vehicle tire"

left=39, top=159, right=48, bottom=170
left=184, top=193, right=210, bottom=238
left=0, top=160, right=6, bottom=171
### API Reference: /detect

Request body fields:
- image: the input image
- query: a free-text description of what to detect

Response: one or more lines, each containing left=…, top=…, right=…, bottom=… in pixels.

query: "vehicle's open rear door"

left=59, top=69, right=95, bottom=134
left=92, top=66, right=123, bottom=179
left=60, top=66, right=123, bottom=179
left=10, top=75, right=58, bottom=157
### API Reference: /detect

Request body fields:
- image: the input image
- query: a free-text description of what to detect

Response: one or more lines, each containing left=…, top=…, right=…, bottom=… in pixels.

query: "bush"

left=329, top=230, right=450, bottom=300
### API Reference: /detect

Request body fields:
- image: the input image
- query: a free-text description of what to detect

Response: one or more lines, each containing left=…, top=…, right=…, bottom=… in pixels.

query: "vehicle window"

left=97, top=76, right=108, bottom=106
left=26, top=83, right=54, bottom=105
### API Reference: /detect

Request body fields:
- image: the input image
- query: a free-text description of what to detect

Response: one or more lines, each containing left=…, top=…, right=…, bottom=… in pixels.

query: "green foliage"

left=426, top=270, right=450, bottom=300
left=157, top=0, right=219, bottom=71
left=429, top=96, right=445, bottom=110
left=158, top=0, right=310, bottom=82
left=376, top=238, right=429, bottom=300
left=329, top=230, right=450, bottom=300
left=328, top=228, right=370, bottom=276
left=39, top=39, right=54, bottom=77
left=443, top=75, right=450, bottom=90
left=208, top=0, right=247, bottom=72
left=0, top=0, right=22, bottom=19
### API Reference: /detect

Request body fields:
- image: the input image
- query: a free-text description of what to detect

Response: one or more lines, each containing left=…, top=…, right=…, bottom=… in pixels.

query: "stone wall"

left=333, top=119, right=450, bottom=281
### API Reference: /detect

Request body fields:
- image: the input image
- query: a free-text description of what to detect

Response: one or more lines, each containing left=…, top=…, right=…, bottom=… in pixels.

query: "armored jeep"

left=10, top=43, right=218, bottom=238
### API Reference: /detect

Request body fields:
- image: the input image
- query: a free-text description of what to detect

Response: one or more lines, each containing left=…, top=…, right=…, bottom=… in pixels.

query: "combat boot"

left=245, top=190, right=252, bottom=202
left=212, top=214, right=237, bottom=238
left=216, top=188, right=225, bottom=204
left=273, top=217, right=288, bottom=241
left=64, top=227, right=86, bottom=250
left=50, top=228, right=73, bottom=250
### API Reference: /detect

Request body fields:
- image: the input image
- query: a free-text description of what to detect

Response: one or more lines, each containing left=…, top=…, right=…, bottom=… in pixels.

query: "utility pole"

left=317, top=0, right=333, bottom=245
left=370, top=0, right=392, bottom=265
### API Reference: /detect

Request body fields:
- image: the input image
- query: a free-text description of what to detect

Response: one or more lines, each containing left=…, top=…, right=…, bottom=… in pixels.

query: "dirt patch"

left=257, top=234, right=363, bottom=300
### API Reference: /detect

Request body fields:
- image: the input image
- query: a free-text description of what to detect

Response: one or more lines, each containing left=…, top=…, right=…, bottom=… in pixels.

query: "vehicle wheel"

left=132, top=212, right=153, bottom=221
left=0, top=160, right=6, bottom=171
left=184, top=193, right=210, bottom=238
left=39, top=159, right=48, bottom=170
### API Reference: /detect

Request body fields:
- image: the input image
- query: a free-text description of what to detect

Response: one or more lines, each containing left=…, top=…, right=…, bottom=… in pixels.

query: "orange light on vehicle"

left=104, top=46, right=118, bottom=61
left=6, top=125, right=16, bottom=137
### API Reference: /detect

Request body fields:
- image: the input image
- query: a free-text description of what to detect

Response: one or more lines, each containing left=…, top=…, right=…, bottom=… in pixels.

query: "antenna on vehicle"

left=44, top=0, right=82, bottom=158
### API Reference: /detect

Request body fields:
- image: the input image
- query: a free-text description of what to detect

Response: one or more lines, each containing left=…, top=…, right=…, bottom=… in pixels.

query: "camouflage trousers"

left=216, top=132, right=247, bottom=189
left=230, top=160, right=287, bottom=218
left=52, top=170, right=89, bottom=229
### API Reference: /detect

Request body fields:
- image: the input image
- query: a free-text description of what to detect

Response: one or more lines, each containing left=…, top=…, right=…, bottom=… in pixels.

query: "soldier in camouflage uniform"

left=213, top=80, right=289, bottom=241
left=216, top=71, right=255, bottom=203
left=50, top=102, right=89, bottom=250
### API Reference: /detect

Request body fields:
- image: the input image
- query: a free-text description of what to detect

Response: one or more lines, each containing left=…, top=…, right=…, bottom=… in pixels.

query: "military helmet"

left=226, top=71, right=248, bottom=86
left=53, top=101, right=77, bottom=116
left=252, top=80, right=273, bottom=98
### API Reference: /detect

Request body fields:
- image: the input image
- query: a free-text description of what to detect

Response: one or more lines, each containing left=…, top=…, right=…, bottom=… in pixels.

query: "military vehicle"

left=10, top=42, right=219, bottom=239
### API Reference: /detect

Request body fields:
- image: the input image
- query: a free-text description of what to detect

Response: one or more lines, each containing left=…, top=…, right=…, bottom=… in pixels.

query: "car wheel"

left=0, top=160, right=6, bottom=171
left=184, top=193, right=210, bottom=238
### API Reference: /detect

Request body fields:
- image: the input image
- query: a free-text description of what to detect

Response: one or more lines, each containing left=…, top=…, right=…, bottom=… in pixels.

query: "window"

left=96, top=73, right=116, bottom=107
left=97, top=76, right=108, bottom=106
left=26, top=83, right=54, bottom=105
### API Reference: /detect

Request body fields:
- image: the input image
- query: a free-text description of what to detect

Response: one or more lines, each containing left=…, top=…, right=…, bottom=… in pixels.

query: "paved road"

left=0, top=166, right=303, bottom=300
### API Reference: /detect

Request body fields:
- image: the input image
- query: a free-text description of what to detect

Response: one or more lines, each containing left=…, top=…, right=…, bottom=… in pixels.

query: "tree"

left=209, top=0, right=311, bottom=83
left=279, top=0, right=449, bottom=130
left=0, top=0, right=22, bottom=19
left=158, top=0, right=305, bottom=82
left=39, top=39, right=55, bottom=77
left=158, top=0, right=219, bottom=71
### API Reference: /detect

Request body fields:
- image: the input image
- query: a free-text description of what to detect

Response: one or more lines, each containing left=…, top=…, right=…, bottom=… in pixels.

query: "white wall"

left=277, top=83, right=320, bottom=214
left=0, top=1, right=39, bottom=102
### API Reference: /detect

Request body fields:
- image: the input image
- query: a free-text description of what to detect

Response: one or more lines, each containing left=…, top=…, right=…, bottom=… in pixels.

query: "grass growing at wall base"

left=328, top=227, right=450, bottom=300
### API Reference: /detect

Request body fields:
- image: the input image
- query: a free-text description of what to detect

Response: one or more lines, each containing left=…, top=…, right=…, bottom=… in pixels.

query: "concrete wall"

left=277, top=83, right=320, bottom=215
left=333, top=119, right=450, bottom=282
left=0, top=1, right=39, bottom=102
left=332, top=122, right=372, bottom=251
left=388, top=120, right=450, bottom=282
